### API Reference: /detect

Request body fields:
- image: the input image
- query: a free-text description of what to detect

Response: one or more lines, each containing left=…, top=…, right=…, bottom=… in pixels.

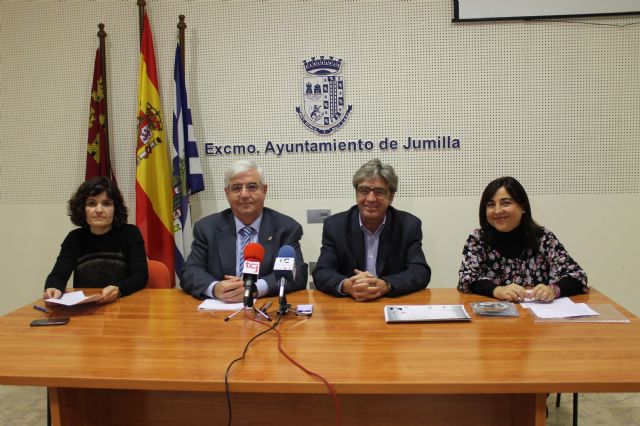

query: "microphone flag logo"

left=242, top=260, right=261, bottom=276
left=274, top=257, right=294, bottom=271
left=295, top=56, right=353, bottom=135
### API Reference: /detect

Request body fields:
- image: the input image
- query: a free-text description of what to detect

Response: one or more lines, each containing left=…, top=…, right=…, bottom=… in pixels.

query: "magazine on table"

left=384, top=304, right=471, bottom=323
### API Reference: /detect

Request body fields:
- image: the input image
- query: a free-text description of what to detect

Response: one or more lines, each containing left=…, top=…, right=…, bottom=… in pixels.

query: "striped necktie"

left=238, top=226, right=253, bottom=274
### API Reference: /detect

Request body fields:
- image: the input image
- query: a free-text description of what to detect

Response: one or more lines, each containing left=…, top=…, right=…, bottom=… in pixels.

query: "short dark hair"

left=479, top=176, right=542, bottom=249
left=68, top=177, right=128, bottom=228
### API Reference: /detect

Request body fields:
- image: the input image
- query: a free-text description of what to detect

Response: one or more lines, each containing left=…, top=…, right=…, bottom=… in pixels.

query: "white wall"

left=1, top=0, right=639, bottom=315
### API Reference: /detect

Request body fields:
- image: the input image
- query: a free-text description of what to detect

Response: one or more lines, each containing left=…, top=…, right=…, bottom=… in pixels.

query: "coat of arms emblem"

left=296, top=56, right=352, bottom=135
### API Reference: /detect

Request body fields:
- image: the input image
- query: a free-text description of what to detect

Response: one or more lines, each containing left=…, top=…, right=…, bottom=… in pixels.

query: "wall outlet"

left=307, top=209, right=331, bottom=224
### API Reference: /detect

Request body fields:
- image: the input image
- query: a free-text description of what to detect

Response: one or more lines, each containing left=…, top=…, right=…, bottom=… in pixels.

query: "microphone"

left=242, top=242, right=265, bottom=308
left=273, top=245, right=296, bottom=315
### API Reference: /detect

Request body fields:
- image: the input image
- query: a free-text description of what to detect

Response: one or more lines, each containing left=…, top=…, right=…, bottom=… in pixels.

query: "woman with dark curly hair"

left=43, top=177, right=148, bottom=304
left=458, top=176, right=588, bottom=303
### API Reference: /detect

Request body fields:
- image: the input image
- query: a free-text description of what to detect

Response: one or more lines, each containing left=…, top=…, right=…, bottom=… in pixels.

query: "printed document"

left=46, top=291, right=102, bottom=306
left=384, top=305, right=471, bottom=323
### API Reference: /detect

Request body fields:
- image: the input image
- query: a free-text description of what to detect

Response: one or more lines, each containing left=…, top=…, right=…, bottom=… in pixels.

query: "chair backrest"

left=146, top=260, right=173, bottom=289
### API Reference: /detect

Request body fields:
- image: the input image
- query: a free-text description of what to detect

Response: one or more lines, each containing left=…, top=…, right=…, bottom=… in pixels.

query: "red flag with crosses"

left=86, top=48, right=114, bottom=181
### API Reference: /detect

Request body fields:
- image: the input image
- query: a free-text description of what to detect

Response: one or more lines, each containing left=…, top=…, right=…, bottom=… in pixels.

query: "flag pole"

left=97, top=23, right=113, bottom=181
left=178, top=15, right=186, bottom=75
left=172, top=11, right=205, bottom=279
left=137, top=0, right=146, bottom=45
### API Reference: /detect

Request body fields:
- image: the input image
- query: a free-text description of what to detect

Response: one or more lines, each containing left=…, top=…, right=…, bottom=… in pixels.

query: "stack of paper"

left=197, top=299, right=243, bottom=311
left=521, top=297, right=598, bottom=319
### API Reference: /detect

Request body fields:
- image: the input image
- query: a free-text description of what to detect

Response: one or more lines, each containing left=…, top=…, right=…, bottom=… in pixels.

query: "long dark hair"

left=68, top=177, right=128, bottom=228
left=479, top=176, right=543, bottom=249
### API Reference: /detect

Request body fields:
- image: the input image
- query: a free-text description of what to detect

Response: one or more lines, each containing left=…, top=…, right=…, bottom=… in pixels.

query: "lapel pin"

left=268, top=235, right=273, bottom=241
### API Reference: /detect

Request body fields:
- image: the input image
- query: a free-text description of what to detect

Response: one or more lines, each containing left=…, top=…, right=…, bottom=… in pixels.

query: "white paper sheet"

left=523, top=297, right=598, bottom=319
left=521, top=297, right=575, bottom=309
left=197, top=299, right=244, bottom=311
left=45, top=290, right=102, bottom=306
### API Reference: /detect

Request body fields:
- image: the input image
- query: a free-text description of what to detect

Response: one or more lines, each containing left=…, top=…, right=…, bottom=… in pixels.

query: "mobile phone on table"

left=295, top=304, right=313, bottom=316
left=30, top=318, right=70, bottom=327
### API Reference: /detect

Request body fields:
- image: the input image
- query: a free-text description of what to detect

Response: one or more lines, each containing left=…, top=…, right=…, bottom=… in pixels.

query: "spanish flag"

left=135, top=11, right=175, bottom=286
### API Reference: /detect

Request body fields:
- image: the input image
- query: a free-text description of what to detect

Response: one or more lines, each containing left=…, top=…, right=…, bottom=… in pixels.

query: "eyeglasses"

left=228, top=183, right=261, bottom=194
left=356, top=186, right=388, bottom=197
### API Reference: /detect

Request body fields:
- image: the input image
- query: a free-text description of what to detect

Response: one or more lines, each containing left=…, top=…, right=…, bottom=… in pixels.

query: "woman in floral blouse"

left=457, top=176, right=588, bottom=302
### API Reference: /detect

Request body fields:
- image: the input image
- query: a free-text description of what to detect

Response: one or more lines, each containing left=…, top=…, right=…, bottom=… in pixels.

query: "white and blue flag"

left=172, top=42, right=204, bottom=277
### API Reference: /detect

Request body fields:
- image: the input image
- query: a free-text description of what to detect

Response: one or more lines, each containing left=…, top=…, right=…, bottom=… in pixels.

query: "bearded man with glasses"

left=180, top=160, right=307, bottom=301
left=313, top=159, right=431, bottom=301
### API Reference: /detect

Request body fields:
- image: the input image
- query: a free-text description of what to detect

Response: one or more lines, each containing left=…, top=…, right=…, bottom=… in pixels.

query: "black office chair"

left=556, top=392, right=578, bottom=426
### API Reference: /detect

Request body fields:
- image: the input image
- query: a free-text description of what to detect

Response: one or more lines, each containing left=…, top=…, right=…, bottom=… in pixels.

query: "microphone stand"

left=278, top=277, right=291, bottom=315
left=225, top=282, right=271, bottom=322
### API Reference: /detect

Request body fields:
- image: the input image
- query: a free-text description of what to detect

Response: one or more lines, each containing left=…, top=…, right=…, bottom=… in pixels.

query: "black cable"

left=224, top=313, right=281, bottom=426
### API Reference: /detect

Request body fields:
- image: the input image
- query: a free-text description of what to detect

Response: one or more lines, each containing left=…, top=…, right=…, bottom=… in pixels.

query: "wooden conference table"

left=1, top=288, right=639, bottom=426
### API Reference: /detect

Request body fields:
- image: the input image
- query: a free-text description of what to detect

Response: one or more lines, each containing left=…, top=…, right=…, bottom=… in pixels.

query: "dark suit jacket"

left=312, top=205, right=431, bottom=297
left=180, top=207, right=308, bottom=298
